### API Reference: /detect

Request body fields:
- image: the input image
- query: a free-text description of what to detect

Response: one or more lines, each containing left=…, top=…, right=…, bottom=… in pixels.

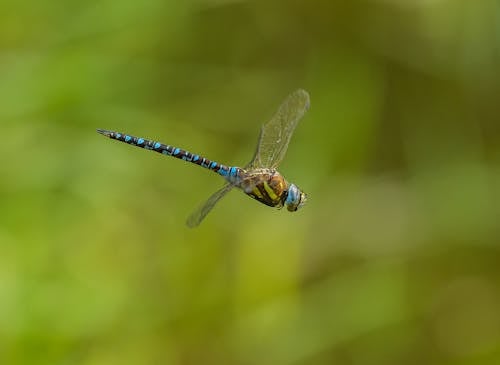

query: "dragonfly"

left=97, top=89, right=310, bottom=227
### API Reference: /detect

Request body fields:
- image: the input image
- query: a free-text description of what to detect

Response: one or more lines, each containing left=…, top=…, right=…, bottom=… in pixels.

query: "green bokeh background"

left=1, top=1, right=500, bottom=364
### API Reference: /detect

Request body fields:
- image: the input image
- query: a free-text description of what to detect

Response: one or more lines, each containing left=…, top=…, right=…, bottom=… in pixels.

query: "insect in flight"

left=97, top=89, right=310, bottom=227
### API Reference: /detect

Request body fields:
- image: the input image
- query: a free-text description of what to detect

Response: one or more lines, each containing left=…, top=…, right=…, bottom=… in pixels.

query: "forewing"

left=186, top=183, right=234, bottom=227
left=247, top=89, right=310, bottom=169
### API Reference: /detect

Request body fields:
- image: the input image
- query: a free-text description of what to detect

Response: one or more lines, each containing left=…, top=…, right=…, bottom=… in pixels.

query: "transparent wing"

left=186, top=183, right=234, bottom=227
left=247, top=89, right=310, bottom=169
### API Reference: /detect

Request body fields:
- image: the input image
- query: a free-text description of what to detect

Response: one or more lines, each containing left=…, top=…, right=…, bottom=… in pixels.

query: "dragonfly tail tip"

left=97, top=129, right=112, bottom=137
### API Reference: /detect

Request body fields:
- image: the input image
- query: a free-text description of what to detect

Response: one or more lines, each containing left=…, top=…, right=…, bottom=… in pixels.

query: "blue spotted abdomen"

left=97, top=129, right=242, bottom=181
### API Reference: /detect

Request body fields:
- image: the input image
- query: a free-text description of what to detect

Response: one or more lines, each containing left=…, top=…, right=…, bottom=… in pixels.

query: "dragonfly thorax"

left=238, top=169, right=307, bottom=212
left=239, top=168, right=288, bottom=208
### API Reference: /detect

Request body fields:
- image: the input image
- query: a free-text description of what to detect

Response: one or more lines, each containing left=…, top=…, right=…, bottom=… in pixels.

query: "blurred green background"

left=1, top=0, right=500, bottom=364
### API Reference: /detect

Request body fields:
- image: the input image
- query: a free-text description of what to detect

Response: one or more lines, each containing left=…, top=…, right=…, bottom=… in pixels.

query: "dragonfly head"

left=284, top=184, right=307, bottom=212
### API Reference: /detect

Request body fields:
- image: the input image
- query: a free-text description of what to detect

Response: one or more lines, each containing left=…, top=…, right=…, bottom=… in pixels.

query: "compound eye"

left=285, top=184, right=304, bottom=212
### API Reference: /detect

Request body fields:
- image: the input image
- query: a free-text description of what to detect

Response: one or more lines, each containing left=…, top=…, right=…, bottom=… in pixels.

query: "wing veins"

left=247, top=89, right=310, bottom=169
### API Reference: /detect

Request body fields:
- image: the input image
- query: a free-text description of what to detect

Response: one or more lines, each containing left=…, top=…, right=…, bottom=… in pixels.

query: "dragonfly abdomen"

left=97, top=129, right=241, bottom=179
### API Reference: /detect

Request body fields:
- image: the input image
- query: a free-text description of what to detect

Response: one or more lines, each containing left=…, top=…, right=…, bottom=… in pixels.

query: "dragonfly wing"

left=247, top=89, right=310, bottom=169
left=186, top=183, right=234, bottom=227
